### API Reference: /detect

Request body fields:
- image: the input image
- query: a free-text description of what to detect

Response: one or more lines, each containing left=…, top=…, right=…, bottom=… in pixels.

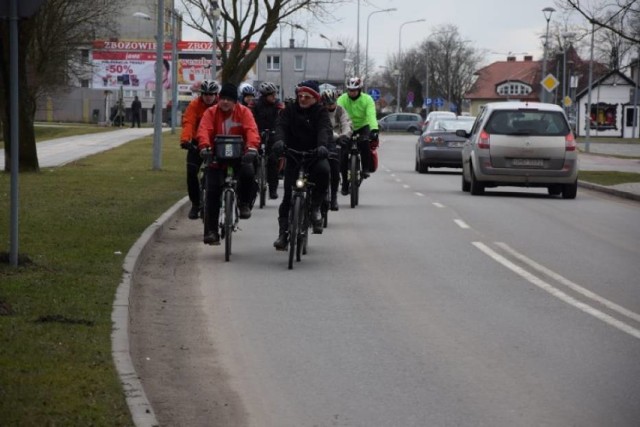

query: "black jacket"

left=252, top=98, right=282, bottom=132
left=275, top=101, right=330, bottom=152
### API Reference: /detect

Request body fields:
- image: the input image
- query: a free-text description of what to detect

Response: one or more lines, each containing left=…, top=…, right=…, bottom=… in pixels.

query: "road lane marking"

left=402, top=184, right=410, bottom=189
left=433, top=202, right=445, bottom=208
left=472, top=242, right=640, bottom=340
left=495, top=242, right=640, bottom=324
left=415, top=192, right=424, bottom=197
left=454, top=219, right=470, bottom=229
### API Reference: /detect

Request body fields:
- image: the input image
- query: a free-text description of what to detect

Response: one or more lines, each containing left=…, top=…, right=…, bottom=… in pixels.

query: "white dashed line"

left=454, top=219, right=470, bottom=229
left=433, top=202, right=445, bottom=208
left=402, top=184, right=410, bottom=189
left=415, top=192, right=424, bottom=197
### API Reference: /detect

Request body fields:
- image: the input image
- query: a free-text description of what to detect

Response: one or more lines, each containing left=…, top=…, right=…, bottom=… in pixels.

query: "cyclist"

left=272, top=80, right=331, bottom=250
left=239, top=83, right=257, bottom=109
left=336, top=76, right=379, bottom=195
left=196, top=82, right=261, bottom=245
left=252, top=81, right=285, bottom=199
left=179, top=79, right=219, bottom=220
left=321, top=88, right=352, bottom=211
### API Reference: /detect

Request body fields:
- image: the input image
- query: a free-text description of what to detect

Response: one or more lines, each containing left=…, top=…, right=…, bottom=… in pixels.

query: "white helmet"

left=259, top=81, right=278, bottom=95
left=345, top=77, right=363, bottom=90
left=321, top=89, right=338, bottom=104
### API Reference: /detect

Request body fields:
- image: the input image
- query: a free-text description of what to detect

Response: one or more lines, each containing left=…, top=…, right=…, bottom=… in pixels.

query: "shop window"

left=589, top=103, right=617, bottom=131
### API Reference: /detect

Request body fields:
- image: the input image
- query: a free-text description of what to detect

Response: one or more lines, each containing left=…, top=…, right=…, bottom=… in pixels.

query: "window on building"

left=267, top=55, right=280, bottom=71
left=81, top=79, right=89, bottom=88
left=81, top=49, right=89, bottom=64
left=496, top=82, right=532, bottom=96
left=294, top=55, right=304, bottom=71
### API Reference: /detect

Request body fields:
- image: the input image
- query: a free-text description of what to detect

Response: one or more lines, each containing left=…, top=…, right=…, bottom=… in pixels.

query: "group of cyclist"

left=179, top=75, right=379, bottom=250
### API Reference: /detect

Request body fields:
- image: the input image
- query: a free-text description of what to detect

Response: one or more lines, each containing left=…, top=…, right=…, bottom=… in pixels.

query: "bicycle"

left=345, top=132, right=365, bottom=208
left=256, top=130, right=272, bottom=208
left=200, top=135, right=245, bottom=262
left=321, top=148, right=339, bottom=228
left=285, top=147, right=321, bottom=270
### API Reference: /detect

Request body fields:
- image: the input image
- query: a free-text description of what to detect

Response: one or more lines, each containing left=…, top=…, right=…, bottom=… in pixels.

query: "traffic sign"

left=406, top=91, right=415, bottom=103
left=563, top=96, right=572, bottom=107
left=368, top=88, right=381, bottom=101
left=424, top=97, right=432, bottom=107
left=541, top=73, right=559, bottom=93
left=434, top=98, right=444, bottom=108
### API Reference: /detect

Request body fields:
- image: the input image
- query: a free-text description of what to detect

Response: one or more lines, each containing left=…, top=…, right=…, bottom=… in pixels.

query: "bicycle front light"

left=295, top=178, right=305, bottom=189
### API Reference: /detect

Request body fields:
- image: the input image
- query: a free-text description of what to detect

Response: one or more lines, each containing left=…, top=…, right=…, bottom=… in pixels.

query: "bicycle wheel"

left=201, top=174, right=209, bottom=229
left=258, top=156, right=267, bottom=208
left=288, top=196, right=302, bottom=269
left=224, top=190, right=234, bottom=262
left=350, top=154, right=359, bottom=208
left=299, top=199, right=308, bottom=258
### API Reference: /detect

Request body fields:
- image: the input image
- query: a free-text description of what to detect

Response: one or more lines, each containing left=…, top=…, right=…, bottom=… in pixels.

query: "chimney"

left=524, top=55, right=533, bottom=61
left=289, top=38, right=295, bottom=48
left=507, top=56, right=516, bottom=62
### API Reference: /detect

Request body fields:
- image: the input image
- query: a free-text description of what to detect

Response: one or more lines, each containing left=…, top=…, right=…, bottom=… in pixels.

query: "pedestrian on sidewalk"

left=131, top=96, right=142, bottom=128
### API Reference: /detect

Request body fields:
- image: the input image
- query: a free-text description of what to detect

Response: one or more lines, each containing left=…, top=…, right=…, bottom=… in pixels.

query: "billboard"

left=91, top=40, right=257, bottom=91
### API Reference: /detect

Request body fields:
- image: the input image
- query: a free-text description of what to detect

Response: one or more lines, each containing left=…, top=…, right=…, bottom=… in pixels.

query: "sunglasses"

left=297, top=94, right=315, bottom=100
left=202, top=92, right=216, bottom=96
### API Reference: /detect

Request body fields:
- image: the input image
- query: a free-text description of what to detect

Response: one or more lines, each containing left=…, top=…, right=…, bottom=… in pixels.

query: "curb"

left=578, top=181, right=640, bottom=202
left=111, top=196, right=190, bottom=427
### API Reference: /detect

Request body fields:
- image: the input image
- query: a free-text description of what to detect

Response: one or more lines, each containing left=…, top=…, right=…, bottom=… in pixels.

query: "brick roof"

left=465, top=58, right=541, bottom=101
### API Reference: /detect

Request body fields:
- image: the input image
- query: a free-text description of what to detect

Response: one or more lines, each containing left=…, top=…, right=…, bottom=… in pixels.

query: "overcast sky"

left=184, top=0, right=580, bottom=72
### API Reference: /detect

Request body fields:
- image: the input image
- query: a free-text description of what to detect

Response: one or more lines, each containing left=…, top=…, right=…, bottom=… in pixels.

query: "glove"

left=338, top=135, right=350, bottom=147
left=180, top=140, right=191, bottom=150
left=199, top=148, right=211, bottom=158
left=316, top=145, right=329, bottom=159
left=370, top=129, right=379, bottom=142
left=242, top=148, right=258, bottom=164
left=272, top=140, right=285, bottom=156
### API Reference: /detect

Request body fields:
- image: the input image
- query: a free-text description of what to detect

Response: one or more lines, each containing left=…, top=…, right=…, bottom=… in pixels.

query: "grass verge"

left=579, top=170, right=640, bottom=186
left=0, top=133, right=184, bottom=425
left=34, top=124, right=122, bottom=142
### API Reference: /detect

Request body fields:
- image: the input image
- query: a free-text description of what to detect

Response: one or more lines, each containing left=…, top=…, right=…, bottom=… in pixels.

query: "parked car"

left=415, top=117, right=475, bottom=173
left=457, top=102, right=578, bottom=198
left=378, top=113, right=424, bottom=134
left=421, top=111, right=456, bottom=132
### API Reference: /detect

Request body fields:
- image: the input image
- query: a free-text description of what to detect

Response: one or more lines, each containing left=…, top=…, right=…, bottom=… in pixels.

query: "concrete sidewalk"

left=0, top=128, right=153, bottom=170
left=577, top=141, right=640, bottom=201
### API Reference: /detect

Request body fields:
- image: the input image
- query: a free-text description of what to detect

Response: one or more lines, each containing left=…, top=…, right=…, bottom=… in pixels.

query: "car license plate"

left=448, top=142, right=463, bottom=148
left=512, top=158, right=544, bottom=167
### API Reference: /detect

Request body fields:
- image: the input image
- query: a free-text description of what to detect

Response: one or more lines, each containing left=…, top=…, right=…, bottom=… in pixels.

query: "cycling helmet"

left=345, top=77, right=363, bottom=90
left=200, top=79, right=220, bottom=94
left=258, top=81, right=278, bottom=95
left=240, top=84, right=256, bottom=97
left=321, top=89, right=337, bottom=104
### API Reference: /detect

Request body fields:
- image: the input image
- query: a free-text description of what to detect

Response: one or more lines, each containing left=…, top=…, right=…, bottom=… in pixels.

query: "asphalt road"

left=130, top=134, right=640, bottom=427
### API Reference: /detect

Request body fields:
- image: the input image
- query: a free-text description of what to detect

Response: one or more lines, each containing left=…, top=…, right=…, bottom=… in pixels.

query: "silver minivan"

left=457, top=102, right=578, bottom=198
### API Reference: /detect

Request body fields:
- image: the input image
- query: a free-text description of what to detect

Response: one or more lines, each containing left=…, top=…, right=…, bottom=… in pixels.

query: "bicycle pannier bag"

left=214, top=135, right=244, bottom=160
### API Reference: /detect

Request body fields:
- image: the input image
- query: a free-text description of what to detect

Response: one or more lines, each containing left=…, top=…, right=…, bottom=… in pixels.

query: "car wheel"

left=461, top=171, right=470, bottom=192
left=408, top=126, right=418, bottom=135
left=562, top=180, right=578, bottom=199
left=414, top=156, right=419, bottom=172
left=417, top=159, right=428, bottom=174
left=547, top=185, right=562, bottom=196
left=469, top=164, right=484, bottom=195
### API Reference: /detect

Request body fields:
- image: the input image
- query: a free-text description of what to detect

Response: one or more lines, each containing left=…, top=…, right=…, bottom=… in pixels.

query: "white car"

left=457, top=102, right=578, bottom=199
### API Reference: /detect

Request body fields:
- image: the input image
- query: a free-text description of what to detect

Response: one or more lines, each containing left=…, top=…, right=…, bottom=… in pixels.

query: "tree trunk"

left=1, top=17, right=39, bottom=172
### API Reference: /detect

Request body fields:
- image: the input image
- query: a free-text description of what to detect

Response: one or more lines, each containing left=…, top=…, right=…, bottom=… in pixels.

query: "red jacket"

left=196, top=103, right=260, bottom=153
left=180, top=97, right=212, bottom=143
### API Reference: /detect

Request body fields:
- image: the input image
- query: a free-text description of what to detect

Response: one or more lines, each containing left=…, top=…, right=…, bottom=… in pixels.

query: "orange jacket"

left=180, top=97, right=212, bottom=143
left=196, top=103, right=260, bottom=152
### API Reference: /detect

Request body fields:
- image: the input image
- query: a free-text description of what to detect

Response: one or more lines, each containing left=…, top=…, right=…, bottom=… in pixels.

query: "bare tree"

left=560, top=0, right=640, bottom=44
left=0, top=0, right=124, bottom=172
left=180, top=0, right=347, bottom=85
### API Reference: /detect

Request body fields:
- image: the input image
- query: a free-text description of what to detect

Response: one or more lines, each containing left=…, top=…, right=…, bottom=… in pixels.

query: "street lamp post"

left=585, top=20, right=596, bottom=153
left=170, top=9, right=179, bottom=135
left=210, top=1, right=220, bottom=79
left=294, top=24, right=309, bottom=80
left=364, top=7, right=396, bottom=91
left=152, top=0, right=165, bottom=170
left=320, top=34, right=333, bottom=82
left=561, top=31, right=576, bottom=112
left=397, top=19, right=425, bottom=113
left=540, top=6, right=555, bottom=103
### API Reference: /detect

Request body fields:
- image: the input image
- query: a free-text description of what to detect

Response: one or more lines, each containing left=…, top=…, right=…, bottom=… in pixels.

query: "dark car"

left=415, top=117, right=474, bottom=173
left=378, top=113, right=424, bottom=134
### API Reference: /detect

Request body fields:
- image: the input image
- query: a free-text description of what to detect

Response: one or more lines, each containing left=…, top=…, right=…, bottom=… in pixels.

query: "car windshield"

left=485, top=110, right=570, bottom=136
left=429, top=119, right=474, bottom=133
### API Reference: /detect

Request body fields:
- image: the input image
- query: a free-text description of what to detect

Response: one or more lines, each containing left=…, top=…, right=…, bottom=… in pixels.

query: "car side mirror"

left=455, top=129, right=469, bottom=138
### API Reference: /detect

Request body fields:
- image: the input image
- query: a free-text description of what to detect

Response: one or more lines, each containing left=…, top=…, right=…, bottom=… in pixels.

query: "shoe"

left=362, top=171, right=370, bottom=179
left=330, top=198, right=339, bottom=211
left=269, top=188, right=278, bottom=199
left=341, top=184, right=350, bottom=196
left=203, top=231, right=220, bottom=245
left=311, top=206, right=323, bottom=234
left=239, top=204, right=252, bottom=219
left=188, top=205, right=200, bottom=220
left=273, top=233, right=288, bottom=250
